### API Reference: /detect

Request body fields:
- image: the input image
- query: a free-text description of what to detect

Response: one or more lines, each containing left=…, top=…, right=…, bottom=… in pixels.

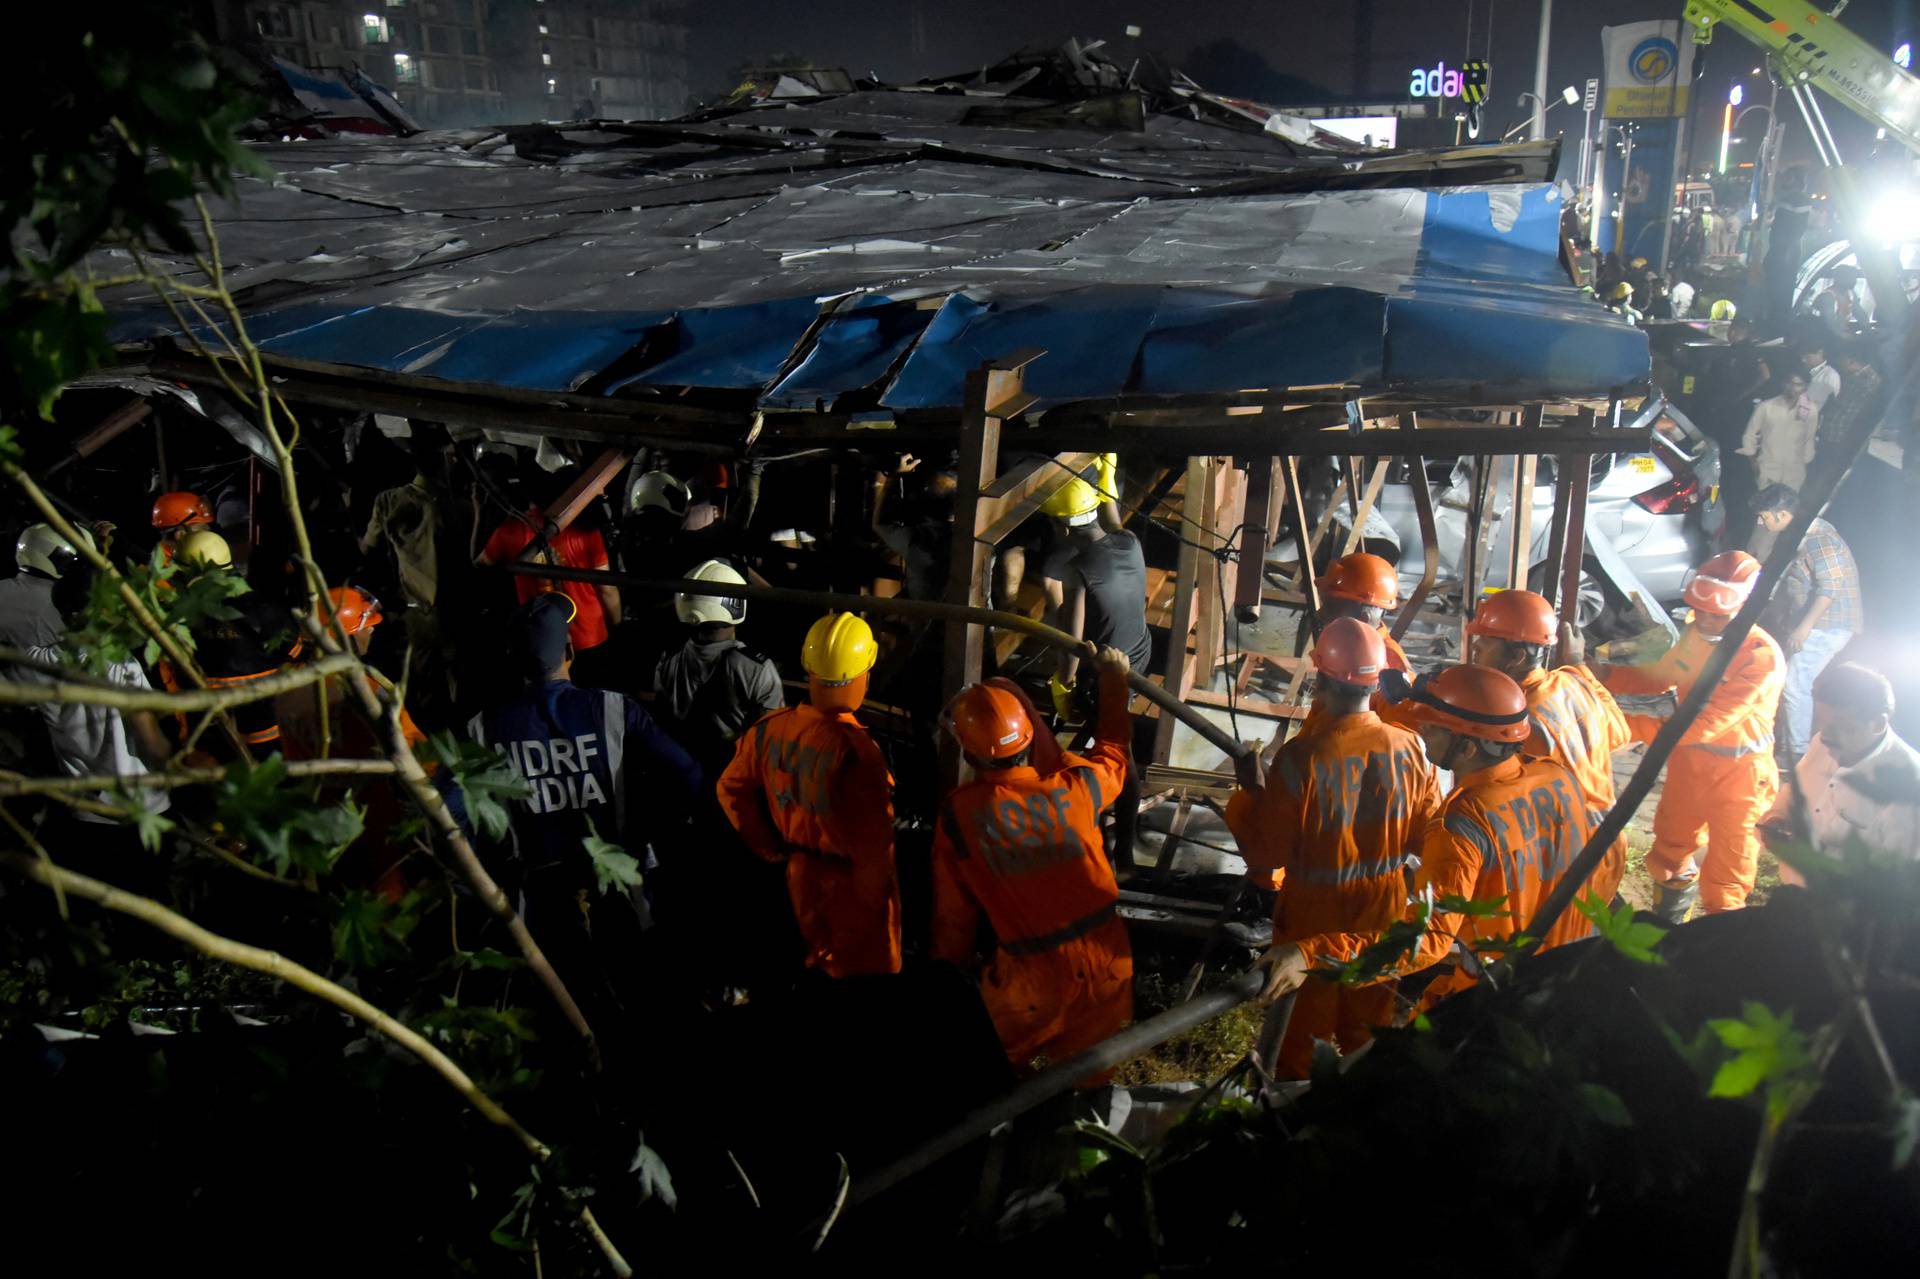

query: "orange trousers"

left=1277, top=979, right=1396, bottom=1080
left=979, top=917, right=1133, bottom=1079
left=1647, top=747, right=1779, bottom=913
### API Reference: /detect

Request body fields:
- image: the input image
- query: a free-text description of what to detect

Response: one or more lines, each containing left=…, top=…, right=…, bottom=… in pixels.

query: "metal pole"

left=497, top=564, right=1254, bottom=760
left=846, top=970, right=1266, bottom=1208
left=1580, top=103, right=1593, bottom=188
left=1531, top=0, right=1553, bottom=141
left=1393, top=449, right=1440, bottom=641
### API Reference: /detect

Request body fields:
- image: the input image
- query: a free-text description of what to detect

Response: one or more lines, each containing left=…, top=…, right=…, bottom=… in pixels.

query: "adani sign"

left=1408, top=60, right=1490, bottom=104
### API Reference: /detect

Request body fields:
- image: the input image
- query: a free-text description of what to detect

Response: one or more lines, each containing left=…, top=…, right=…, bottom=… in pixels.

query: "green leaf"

left=1435, top=892, right=1510, bottom=918
left=330, top=889, right=422, bottom=969
left=1708, top=1051, right=1772, bottom=1100
left=631, top=1139, right=677, bottom=1210
left=212, top=756, right=363, bottom=875
left=585, top=818, right=642, bottom=896
left=1890, top=1093, right=1920, bottom=1170
left=108, top=794, right=175, bottom=853
left=1580, top=1083, right=1634, bottom=1128
left=1576, top=892, right=1668, bottom=965
left=425, top=730, right=529, bottom=841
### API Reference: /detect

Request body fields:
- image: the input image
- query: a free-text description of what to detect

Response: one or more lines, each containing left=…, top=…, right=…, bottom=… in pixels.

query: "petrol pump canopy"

left=103, top=57, right=1647, bottom=416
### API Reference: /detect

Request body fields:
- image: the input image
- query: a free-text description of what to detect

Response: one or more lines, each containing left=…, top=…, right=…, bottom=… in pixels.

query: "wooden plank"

left=1337, top=457, right=1391, bottom=557
left=1233, top=456, right=1274, bottom=617
left=974, top=450, right=1100, bottom=547
left=1152, top=456, right=1208, bottom=765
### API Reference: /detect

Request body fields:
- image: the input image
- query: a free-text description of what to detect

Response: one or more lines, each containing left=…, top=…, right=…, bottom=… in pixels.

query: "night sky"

left=684, top=0, right=1918, bottom=167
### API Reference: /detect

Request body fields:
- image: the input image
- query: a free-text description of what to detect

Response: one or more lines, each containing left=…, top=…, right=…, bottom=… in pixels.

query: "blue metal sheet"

left=416, top=309, right=674, bottom=390
left=882, top=289, right=1161, bottom=409
left=1131, top=288, right=1388, bottom=396
left=1382, top=284, right=1647, bottom=396
left=762, top=296, right=935, bottom=409
left=1418, top=186, right=1565, bottom=284
left=605, top=296, right=824, bottom=392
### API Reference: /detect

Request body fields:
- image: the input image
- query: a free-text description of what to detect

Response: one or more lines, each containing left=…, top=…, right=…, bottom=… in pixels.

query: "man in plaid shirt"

left=1754, top=485, right=1862, bottom=761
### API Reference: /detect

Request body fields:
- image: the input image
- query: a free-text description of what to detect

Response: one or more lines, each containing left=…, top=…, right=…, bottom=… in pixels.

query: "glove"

left=1050, top=674, right=1076, bottom=721
left=1378, top=667, right=1413, bottom=704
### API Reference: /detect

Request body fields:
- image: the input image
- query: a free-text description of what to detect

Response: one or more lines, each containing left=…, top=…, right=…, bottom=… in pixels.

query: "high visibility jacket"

left=1520, top=664, right=1634, bottom=945
left=1225, top=709, right=1439, bottom=1076
left=191, top=593, right=301, bottom=750
left=931, top=668, right=1133, bottom=1070
left=1301, top=623, right=1412, bottom=736
left=1603, top=625, right=1784, bottom=759
left=1299, top=753, right=1594, bottom=1005
left=716, top=702, right=901, bottom=978
left=1226, top=710, right=1439, bottom=946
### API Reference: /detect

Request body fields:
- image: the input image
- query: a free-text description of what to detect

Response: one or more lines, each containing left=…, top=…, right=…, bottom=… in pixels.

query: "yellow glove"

left=1050, top=674, right=1076, bottom=721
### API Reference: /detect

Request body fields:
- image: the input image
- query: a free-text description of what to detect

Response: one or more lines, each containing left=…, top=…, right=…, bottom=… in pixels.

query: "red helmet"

left=1312, top=616, right=1386, bottom=688
left=1318, top=552, right=1399, bottom=609
left=1683, top=550, right=1761, bottom=616
left=944, top=683, right=1034, bottom=761
left=151, top=491, right=214, bottom=530
left=321, top=586, right=384, bottom=636
left=1405, top=665, right=1531, bottom=743
left=1467, top=589, right=1558, bottom=647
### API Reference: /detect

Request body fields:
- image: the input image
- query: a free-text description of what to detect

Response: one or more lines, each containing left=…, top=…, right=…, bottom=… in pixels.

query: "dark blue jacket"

left=465, top=679, right=701, bottom=869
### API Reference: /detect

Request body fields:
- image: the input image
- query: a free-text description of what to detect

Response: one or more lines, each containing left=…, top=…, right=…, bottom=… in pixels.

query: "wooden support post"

left=1153, top=456, right=1208, bottom=765
left=943, top=354, right=1040, bottom=782
left=1559, top=447, right=1592, bottom=640
left=1233, top=457, right=1273, bottom=620
left=47, top=398, right=151, bottom=477
left=1337, top=458, right=1390, bottom=558
left=1281, top=455, right=1320, bottom=640
left=1507, top=454, right=1538, bottom=589
left=1540, top=447, right=1577, bottom=614
left=1395, top=451, right=1441, bottom=641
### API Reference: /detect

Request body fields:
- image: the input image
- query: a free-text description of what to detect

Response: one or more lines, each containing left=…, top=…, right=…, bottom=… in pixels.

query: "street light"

left=1504, top=86, right=1580, bottom=140
left=1720, top=84, right=1744, bottom=174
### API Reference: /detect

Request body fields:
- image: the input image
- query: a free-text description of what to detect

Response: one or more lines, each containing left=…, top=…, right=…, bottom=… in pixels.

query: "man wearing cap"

left=1467, top=590, right=1634, bottom=939
left=463, top=593, right=701, bottom=1018
left=1253, top=665, right=1595, bottom=1009
left=1226, top=617, right=1440, bottom=1076
left=654, top=558, right=783, bottom=777
left=932, top=645, right=1135, bottom=1076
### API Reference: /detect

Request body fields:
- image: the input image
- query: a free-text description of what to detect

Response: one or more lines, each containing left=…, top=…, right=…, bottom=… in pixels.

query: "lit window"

left=393, top=51, right=417, bottom=83
left=542, top=52, right=551, bottom=66
left=538, top=23, right=548, bottom=35
left=546, top=77, right=557, bottom=94
left=362, top=13, right=386, bottom=42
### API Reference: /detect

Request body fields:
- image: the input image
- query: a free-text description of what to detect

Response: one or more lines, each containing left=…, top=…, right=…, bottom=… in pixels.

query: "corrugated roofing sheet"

left=102, top=80, right=1645, bottom=413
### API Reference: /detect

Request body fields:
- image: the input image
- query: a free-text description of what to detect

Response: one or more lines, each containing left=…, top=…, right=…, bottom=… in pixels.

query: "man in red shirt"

left=477, top=505, right=622, bottom=655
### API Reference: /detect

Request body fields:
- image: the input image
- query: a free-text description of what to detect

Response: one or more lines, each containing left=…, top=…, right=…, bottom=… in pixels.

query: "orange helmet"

left=1683, top=550, right=1761, bottom=616
left=1467, top=589, right=1558, bottom=647
left=321, top=586, right=384, bottom=636
left=944, top=682, right=1034, bottom=761
left=1404, top=665, right=1531, bottom=743
left=151, top=491, right=214, bottom=530
left=1318, top=552, right=1399, bottom=609
left=1312, top=616, right=1386, bottom=688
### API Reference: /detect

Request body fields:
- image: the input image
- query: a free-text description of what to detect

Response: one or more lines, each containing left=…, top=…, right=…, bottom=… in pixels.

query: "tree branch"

left=0, top=651, right=357, bottom=712
left=0, top=849, right=630, bottom=1277
left=0, top=756, right=397, bottom=797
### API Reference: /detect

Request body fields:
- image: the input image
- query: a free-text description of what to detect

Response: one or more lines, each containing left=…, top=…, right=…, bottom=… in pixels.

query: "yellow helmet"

left=1038, top=453, right=1117, bottom=525
left=175, top=529, right=233, bottom=569
left=1607, top=280, right=1634, bottom=302
left=802, top=611, right=877, bottom=684
left=1710, top=299, right=1737, bottom=321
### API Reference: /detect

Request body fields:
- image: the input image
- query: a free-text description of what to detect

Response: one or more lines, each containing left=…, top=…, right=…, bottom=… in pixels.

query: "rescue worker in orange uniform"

left=1467, top=589, right=1633, bottom=944
left=1254, top=665, right=1594, bottom=1007
left=170, top=531, right=299, bottom=755
left=1225, top=618, right=1440, bottom=1077
left=151, top=491, right=215, bottom=564
left=1302, top=552, right=1414, bottom=734
left=716, top=611, right=902, bottom=978
left=932, top=645, right=1135, bottom=1076
left=1601, top=551, right=1785, bottom=920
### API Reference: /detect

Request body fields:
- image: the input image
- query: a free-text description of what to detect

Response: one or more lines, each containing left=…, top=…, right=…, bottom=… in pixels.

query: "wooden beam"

left=1233, top=458, right=1274, bottom=618
left=47, top=398, right=151, bottom=477
left=974, top=451, right=1100, bottom=547
left=942, top=353, right=1040, bottom=783
left=512, top=446, right=632, bottom=563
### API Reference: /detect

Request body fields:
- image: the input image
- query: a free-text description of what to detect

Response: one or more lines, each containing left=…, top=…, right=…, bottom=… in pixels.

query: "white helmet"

left=628, top=469, right=690, bottom=519
left=675, top=558, right=748, bottom=625
left=15, top=523, right=83, bottom=579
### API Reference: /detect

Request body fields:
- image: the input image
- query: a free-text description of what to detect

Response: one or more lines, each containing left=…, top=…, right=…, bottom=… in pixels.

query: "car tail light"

left=1633, top=475, right=1700, bottom=514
